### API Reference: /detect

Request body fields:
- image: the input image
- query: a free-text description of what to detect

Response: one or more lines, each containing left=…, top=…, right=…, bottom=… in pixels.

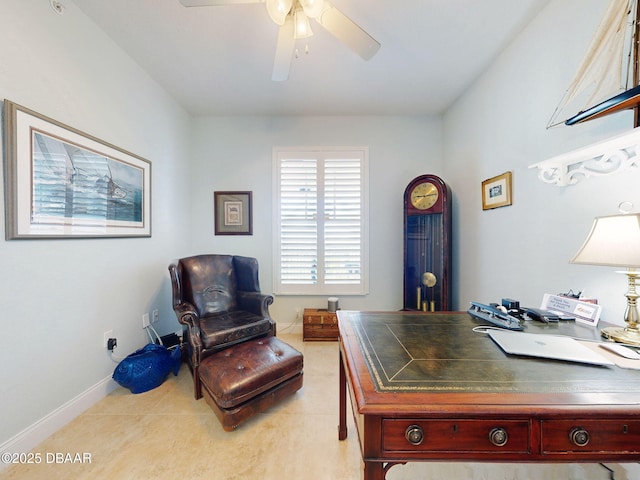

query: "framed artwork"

left=214, top=191, right=252, bottom=235
left=481, top=171, right=512, bottom=210
left=3, top=100, right=151, bottom=239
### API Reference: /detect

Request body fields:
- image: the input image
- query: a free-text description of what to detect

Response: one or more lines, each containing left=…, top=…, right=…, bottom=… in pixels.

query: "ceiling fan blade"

left=179, top=0, right=263, bottom=7
left=316, top=1, right=380, bottom=60
left=272, top=16, right=295, bottom=81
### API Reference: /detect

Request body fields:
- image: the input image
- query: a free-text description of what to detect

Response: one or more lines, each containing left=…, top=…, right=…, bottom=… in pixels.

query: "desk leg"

left=364, top=461, right=385, bottom=480
left=338, top=347, right=348, bottom=440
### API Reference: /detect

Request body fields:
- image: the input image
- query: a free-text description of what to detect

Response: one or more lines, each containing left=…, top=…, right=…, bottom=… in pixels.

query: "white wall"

left=188, top=115, right=442, bottom=325
left=0, top=1, right=190, bottom=446
left=443, top=0, right=640, bottom=322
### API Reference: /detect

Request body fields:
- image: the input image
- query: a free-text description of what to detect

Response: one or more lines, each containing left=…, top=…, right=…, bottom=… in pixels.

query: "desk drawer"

left=541, top=420, right=640, bottom=453
left=382, top=419, right=530, bottom=454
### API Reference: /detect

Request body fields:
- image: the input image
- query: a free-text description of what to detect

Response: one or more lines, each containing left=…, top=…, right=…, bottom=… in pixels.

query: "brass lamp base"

left=600, top=269, right=640, bottom=346
left=601, top=326, right=640, bottom=346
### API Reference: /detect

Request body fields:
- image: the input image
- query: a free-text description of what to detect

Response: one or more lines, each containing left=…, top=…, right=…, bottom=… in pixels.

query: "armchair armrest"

left=237, top=291, right=274, bottom=317
left=173, top=302, right=200, bottom=325
left=173, top=302, right=202, bottom=367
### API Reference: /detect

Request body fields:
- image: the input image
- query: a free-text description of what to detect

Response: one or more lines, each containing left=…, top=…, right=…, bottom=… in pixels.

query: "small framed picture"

left=214, top=191, right=252, bottom=235
left=481, top=171, right=512, bottom=210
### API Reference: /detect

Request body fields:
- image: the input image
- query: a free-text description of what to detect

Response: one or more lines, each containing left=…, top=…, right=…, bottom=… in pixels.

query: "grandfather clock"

left=403, top=174, right=452, bottom=311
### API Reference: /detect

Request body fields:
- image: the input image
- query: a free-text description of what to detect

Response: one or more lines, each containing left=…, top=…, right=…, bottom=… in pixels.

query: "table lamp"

left=570, top=213, right=640, bottom=345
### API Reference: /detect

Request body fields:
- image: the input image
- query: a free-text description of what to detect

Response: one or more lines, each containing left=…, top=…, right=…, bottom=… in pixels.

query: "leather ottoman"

left=199, top=336, right=303, bottom=431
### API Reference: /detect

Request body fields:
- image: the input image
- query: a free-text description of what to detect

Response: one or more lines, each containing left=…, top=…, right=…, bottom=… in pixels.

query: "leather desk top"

left=343, top=311, right=640, bottom=394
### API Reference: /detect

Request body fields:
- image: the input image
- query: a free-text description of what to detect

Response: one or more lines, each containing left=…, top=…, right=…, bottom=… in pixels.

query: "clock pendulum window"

left=403, top=174, right=452, bottom=311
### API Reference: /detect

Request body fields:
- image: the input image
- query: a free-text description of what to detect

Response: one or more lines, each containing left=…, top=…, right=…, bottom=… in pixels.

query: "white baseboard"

left=0, top=375, right=118, bottom=471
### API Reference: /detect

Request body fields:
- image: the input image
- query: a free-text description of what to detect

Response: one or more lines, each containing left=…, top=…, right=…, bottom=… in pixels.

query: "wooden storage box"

left=303, top=308, right=339, bottom=341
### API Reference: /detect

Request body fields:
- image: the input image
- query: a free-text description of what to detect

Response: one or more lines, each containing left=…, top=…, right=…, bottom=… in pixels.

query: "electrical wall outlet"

left=104, top=330, right=113, bottom=348
left=142, top=313, right=150, bottom=328
left=152, top=309, right=159, bottom=323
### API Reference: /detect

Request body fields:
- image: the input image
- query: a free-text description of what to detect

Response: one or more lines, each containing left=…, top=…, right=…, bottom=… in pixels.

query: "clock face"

left=410, top=182, right=439, bottom=210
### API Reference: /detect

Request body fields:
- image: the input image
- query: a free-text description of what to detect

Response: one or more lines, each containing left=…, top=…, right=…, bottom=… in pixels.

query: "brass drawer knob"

left=570, top=427, right=590, bottom=447
left=489, top=427, right=508, bottom=447
left=405, top=425, right=424, bottom=446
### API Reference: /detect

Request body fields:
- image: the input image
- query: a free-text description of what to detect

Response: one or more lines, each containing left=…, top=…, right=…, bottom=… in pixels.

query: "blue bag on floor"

left=113, top=343, right=181, bottom=394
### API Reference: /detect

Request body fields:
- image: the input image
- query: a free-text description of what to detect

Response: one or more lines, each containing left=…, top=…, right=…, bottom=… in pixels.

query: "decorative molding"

left=529, top=127, right=640, bottom=186
left=0, top=375, right=118, bottom=471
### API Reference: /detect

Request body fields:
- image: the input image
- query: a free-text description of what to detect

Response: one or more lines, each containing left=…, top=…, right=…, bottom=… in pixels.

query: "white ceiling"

left=71, top=0, right=551, bottom=116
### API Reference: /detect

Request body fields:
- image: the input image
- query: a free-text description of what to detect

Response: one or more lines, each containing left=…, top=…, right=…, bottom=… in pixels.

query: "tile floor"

left=1, top=334, right=638, bottom=480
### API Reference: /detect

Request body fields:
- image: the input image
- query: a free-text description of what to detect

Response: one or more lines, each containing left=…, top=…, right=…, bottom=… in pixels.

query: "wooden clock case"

left=403, top=174, right=452, bottom=311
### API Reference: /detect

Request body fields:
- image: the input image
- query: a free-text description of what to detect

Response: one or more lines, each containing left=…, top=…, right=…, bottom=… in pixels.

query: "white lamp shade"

left=266, top=0, right=293, bottom=26
left=571, top=214, right=640, bottom=268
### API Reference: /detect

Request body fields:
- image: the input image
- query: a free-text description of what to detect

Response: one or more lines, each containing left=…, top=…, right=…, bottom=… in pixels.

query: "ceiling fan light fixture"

left=294, top=6, right=313, bottom=39
left=266, top=0, right=293, bottom=26
left=299, top=0, right=324, bottom=19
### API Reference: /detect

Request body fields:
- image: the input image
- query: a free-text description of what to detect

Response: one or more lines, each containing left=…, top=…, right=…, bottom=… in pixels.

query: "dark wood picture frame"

left=214, top=191, right=252, bottom=235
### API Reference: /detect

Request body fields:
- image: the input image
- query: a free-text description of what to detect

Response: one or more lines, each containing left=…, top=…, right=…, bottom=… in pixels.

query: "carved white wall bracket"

left=529, top=127, right=640, bottom=186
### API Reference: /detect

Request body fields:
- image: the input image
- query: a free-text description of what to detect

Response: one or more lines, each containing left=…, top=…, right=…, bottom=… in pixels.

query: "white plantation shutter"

left=274, top=148, right=369, bottom=295
left=279, top=158, right=318, bottom=285
left=324, top=158, right=362, bottom=285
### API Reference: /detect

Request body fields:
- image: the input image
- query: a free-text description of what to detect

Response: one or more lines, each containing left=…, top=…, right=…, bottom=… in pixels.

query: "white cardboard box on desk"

left=541, top=293, right=601, bottom=327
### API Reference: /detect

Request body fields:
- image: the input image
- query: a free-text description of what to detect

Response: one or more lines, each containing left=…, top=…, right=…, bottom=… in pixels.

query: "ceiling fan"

left=179, top=0, right=381, bottom=81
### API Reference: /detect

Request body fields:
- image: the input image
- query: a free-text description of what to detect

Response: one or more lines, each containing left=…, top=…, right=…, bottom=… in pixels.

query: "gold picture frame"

left=214, top=191, right=252, bottom=235
left=482, top=171, right=512, bottom=210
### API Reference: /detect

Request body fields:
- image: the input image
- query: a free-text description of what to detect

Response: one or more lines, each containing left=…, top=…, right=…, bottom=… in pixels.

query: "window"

left=273, top=147, right=369, bottom=295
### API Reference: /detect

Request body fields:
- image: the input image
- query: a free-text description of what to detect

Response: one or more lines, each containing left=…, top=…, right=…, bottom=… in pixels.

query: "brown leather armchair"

left=169, top=254, right=276, bottom=399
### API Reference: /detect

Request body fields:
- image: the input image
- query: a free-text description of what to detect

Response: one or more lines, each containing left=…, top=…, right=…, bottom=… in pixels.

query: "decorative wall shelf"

left=529, top=127, right=640, bottom=186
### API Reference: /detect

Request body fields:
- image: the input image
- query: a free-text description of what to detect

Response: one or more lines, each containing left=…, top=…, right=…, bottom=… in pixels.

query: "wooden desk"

left=337, top=311, right=640, bottom=480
